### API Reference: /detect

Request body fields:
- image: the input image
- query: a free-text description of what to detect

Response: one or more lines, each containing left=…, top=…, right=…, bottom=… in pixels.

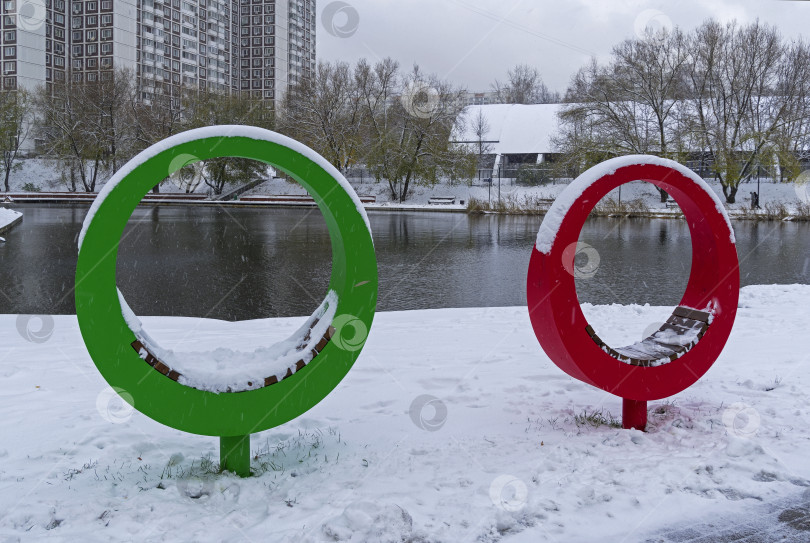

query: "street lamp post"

left=498, top=164, right=501, bottom=208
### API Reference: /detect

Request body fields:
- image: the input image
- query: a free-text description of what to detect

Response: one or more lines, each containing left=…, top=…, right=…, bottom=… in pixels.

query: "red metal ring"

left=527, top=158, right=739, bottom=401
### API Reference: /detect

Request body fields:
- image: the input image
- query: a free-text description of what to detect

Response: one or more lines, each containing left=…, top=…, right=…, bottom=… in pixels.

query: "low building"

left=453, top=103, right=564, bottom=180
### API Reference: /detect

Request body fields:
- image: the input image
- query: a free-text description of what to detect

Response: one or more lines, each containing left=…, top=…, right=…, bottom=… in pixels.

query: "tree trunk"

left=152, top=184, right=160, bottom=193
left=387, top=177, right=398, bottom=200
left=89, top=158, right=99, bottom=192
left=3, top=164, right=10, bottom=192
left=658, top=187, right=668, bottom=203
left=69, top=164, right=77, bottom=192
left=401, top=172, right=413, bottom=202
left=722, top=183, right=738, bottom=204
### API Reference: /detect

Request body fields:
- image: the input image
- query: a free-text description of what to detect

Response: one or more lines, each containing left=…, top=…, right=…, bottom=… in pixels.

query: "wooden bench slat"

left=586, top=306, right=711, bottom=367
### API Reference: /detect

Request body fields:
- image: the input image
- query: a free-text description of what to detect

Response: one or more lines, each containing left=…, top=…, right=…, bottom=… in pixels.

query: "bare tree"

left=183, top=88, right=272, bottom=195
left=279, top=60, right=363, bottom=172
left=684, top=20, right=809, bottom=203
left=471, top=108, right=493, bottom=160
left=357, top=59, right=475, bottom=201
left=555, top=28, right=690, bottom=201
left=34, top=69, right=135, bottom=192
left=130, top=85, right=186, bottom=149
left=492, top=64, right=560, bottom=104
left=465, top=108, right=495, bottom=182
left=0, top=88, right=31, bottom=192
left=130, top=85, right=187, bottom=193
left=354, top=57, right=399, bottom=194
left=753, top=39, right=810, bottom=183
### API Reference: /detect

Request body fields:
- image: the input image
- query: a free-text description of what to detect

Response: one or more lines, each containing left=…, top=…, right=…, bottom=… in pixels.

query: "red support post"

left=622, top=398, right=647, bottom=431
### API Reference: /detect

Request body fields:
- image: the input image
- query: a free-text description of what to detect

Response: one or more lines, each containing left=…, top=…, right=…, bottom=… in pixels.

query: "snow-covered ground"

left=2, top=284, right=809, bottom=542
left=0, top=207, right=22, bottom=234
left=6, top=158, right=810, bottom=214
left=246, top=175, right=810, bottom=210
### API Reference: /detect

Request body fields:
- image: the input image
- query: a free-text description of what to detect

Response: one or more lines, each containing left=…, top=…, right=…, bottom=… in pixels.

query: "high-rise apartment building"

left=1, top=0, right=315, bottom=108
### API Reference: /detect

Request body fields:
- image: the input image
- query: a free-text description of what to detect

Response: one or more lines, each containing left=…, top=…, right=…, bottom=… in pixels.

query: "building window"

left=101, top=28, right=112, bottom=39
left=3, top=61, right=16, bottom=74
left=87, top=43, right=97, bottom=54
left=87, top=15, right=97, bottom=25
left=86, top=57, right=97, bottom=67
left=101, top=42, right=112, bottom=53
left=101, top=14, right=111, bottom=24
left=100, top=56, right=112, bottom=67
left=87, top=73, right=98, bottom=81
left=3, top=31, right=14, bottom=41
left=3, top=46, right=15, bottom=56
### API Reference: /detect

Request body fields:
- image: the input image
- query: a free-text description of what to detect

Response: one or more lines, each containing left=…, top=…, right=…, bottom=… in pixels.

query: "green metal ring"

left=75, top=126, right=378, bottom=439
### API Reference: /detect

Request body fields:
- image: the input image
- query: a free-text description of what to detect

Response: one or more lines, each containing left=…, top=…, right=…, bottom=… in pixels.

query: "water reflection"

left=0, top=204, right=808, bottom=319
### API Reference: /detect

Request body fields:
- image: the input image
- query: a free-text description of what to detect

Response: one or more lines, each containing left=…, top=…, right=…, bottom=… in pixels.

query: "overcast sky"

left=316, top=0, right=810, bottom=94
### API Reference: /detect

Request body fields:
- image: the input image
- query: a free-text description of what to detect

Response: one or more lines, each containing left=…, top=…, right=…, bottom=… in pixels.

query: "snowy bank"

left=1, top=285, right=809, bottom=541
left=0, top=207, right=22, bottom=235
left=11, top=158, right=810, bottom=214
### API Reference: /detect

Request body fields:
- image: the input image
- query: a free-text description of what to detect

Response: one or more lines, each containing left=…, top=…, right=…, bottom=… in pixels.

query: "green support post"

left=220, top=434, right=251, bottom=477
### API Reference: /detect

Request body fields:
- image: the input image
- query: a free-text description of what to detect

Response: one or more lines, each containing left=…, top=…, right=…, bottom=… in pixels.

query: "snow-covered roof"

left=453, top=103, right=564, bottom=155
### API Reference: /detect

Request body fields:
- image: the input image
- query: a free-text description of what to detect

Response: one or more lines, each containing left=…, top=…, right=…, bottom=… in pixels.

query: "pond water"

left=1, top=204, right=808, bottom=320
